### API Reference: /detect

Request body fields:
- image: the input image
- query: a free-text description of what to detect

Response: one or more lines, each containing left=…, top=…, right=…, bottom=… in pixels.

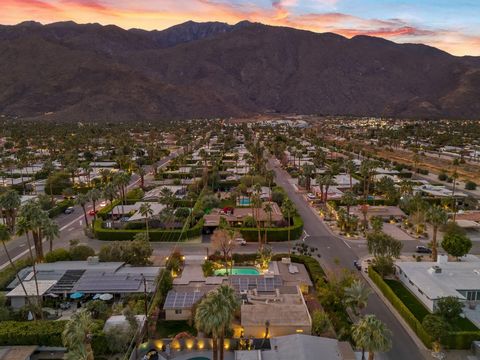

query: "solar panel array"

left=163, top=291, right=205, bottom=309
left=230, top=275, right=283, bottom=293
left=73, top=274, right=142, bottom=292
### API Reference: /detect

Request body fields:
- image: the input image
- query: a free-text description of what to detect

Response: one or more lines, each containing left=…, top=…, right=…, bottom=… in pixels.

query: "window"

left=175, top=309, right=182, bottom=314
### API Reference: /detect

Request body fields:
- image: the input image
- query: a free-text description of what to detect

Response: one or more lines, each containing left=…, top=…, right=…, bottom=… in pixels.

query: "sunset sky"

left=1, top=0, right=479, bottom=56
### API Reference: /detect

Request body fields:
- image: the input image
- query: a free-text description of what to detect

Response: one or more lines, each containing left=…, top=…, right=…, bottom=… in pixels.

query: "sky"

left=1, top=0, right=480, bottom=56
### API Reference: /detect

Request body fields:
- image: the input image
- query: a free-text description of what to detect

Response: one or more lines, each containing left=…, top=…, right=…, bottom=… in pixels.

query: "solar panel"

left=230, top=275, right=283, bottom=293
left=163, top=291, right=204, bottom=309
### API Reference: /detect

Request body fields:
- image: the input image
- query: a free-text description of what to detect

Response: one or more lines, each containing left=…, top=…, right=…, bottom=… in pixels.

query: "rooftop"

left=6, top=280, right=57, bottom=297
left=396, top=257, right=480, bottom=300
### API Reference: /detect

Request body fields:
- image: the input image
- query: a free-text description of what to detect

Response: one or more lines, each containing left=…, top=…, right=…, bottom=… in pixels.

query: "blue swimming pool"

left=214, top=267, right=260, bottom=276
left=238, top=198, right=251, bottom=206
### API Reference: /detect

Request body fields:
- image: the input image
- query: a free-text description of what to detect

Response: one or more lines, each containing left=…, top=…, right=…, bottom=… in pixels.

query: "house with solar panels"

left=6, top=258, right=161, bottom=309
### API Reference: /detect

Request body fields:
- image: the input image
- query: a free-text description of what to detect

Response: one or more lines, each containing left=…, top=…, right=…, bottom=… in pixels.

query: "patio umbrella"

left=92, top=294, right=101, bottom=300
left=99, top=293, right=113, bottom=301
left=70, top=292, right=84, bottom=299
left=45, top=293, right=59, bottom=298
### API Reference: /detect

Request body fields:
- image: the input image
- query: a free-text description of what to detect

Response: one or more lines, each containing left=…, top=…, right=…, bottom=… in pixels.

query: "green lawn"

left=384, top=279, right=479, bottom=332
left=156, top=320, right=197, bottom=338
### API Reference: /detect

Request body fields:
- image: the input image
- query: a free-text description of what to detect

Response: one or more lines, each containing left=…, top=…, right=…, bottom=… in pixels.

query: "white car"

left=307, top=193, right=316, bottom=200
left=234, top=238, right=247, bottom=246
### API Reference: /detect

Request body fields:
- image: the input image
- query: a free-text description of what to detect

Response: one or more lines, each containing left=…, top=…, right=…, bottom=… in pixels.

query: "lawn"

left=384, top=279, right=479, bottom=332
left=156, top=320, right=197, bottom=338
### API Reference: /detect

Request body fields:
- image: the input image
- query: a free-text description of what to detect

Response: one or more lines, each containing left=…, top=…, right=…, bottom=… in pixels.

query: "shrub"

left=465, top=181, right=477, bottom=190
left=45, top=248, right=72, bottom=263
left=240, top=216, right=304, bottom=242
left=70, top=245, right=95, bottom=260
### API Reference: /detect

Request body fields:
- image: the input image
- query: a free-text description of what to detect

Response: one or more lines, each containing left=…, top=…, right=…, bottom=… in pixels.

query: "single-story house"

left=350, top=205, right=406, bottom=220
left=6, top=280, right=57, bottom=309
left=163, top=290, right=205, bottom=320
left=395, top=255, right=480, bottom=312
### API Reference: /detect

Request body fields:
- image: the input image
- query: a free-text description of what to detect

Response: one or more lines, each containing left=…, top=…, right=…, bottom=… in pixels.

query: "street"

left=267, top=157, right=426, bottom=360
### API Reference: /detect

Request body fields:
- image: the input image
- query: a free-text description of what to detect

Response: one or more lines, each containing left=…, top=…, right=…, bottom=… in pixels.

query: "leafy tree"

left=369, top=216, right=383, bottom=233
left=311, top=310, right=332, bottom=336
left=85, top=300, right=110, bottom=320
left=441, top=232, right=472, bottom=260
left=435, top=296, right=463, bottom=322
left=201, top=194, right=220, bottom=210
left=45, top=171, right=72, bottom=195
left=45, top=248, right=72, bottom=262
left=367, top=231, right=402, bottom=276
left=70, top=245, right=95, bottom=260
left=422, top=314, right=449, bottom=352
left=352, top=315, right=392, bottom=360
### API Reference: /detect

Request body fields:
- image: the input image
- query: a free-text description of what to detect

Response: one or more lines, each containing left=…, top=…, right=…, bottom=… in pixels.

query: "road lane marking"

left=343, top=240, right=352, bottom=249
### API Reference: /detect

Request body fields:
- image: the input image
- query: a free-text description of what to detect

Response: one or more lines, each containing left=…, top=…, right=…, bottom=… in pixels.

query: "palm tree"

left=352, top=315, right=392, bottom=360
left=42, top=218, right=59, bottom=253
left=0, top=189, right=21, bottom=232
left=75, top=192, right=90, bottom=228
left=345, top=280, right=371, bottom=316
left=195, top=292, right=229, bottom=360
left=359, top=160, right=377, bottom=229
left=139, top=202, right=153, bottom=238
left=0, top=224, right=35, bottom=319
left=18, top=201, right=49, bottom=261
left=159, top=187, right=175, bottom=209
left=216, top=285, right=238, bottom=360
left=322, top=174, right=336, bottom=204
left=281, top=199, right=296, bottom=253
left=426, top=205, right=448, bottom=261
left=136, top=165, right=147, bottom=190
left=87, top=188, right=102, bottom=225
left=341, top=191, right=357, bottom=219
left=451, top=168, right=459, bottom=221
left=263, top=202, right=273, bottom=243
left=345, top=159, right=356, bottom=190
left=62, top=310, right=95, bottom=360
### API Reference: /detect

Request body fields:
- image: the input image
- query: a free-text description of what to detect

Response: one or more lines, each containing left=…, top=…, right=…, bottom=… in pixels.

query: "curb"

left=360, top=267, right=434, bottom=360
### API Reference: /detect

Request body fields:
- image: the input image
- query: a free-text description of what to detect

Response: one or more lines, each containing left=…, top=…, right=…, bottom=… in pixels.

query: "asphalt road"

left=267, top=157, right=425, bottom=360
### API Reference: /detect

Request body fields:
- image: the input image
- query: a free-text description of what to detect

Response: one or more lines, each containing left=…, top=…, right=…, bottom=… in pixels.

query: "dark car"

left=416, top=246, right=432, bottom=254
left=353, top=260, right=361, bottom=271
left=64, top=207, right=75, bottom=215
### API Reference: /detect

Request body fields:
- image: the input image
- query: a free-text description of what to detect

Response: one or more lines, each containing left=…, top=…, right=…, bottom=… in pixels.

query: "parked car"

left=416, top=245, right=432, bottom=254
left=234, top=238, right=247, bottom=246
left=307, top=193, right=316, bottom=200
left=353, top=260, right=361, bottom=271
left=88, top=209, right=97, bottom=216
left=64, top=207, right=75, bottom=214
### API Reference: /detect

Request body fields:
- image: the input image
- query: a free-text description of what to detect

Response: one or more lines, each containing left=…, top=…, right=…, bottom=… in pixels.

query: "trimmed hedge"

left=94, top=218, right=204, bottom=241
left=240, top=216, right=304, bottom=242
left=0, top=320, right=109, bottom=356
left=0, top=321, right=65, bottom=346
left=368, top=267, right=432, bottom=348
left=369, top=267, right=480, bottom=349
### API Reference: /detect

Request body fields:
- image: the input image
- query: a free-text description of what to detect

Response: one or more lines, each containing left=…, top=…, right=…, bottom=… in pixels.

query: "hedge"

left=368, top=267, right=432, bottom=348
left=240, top=216, right=304, bottom=242
left=0, top=258, right=33, bottom=290
left=0, top=320, right=109, bottom=356
left=94, top=218, right=204, bottom=241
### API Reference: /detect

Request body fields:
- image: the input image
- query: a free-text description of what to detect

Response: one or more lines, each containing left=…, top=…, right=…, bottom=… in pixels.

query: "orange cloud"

left=0, top=0, right=479, bottom=56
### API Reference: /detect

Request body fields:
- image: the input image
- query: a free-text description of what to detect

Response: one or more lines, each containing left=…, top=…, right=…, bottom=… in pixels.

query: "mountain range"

left=0, top=20, right=479, bottom=121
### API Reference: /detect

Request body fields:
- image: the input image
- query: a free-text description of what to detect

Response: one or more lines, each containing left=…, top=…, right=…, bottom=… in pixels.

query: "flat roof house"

left=395, top=255, right=480, bottom=312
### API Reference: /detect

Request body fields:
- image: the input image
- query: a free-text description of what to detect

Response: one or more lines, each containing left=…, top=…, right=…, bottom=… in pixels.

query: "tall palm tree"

left=0, top=189, right=21, bottom=232
left=345, top=159, right=356, bottom=190
left=426, top=205, right=448, bottom=261
left=16, top=217, right=43, bottom=318
left=451, top=169, right=459, bottom=222
left=0, top=224, right=36, bottom=318
left=359, top=160, right=377, bottom=229
left=345, top=280, right=371, bottom=316
left=42, top=218, right=59, bottom=253
left=87, top=188, right=102, bottom=225
left=18, top=201, right=49, bottom=261
left=195, top=293, right=228, bottom=360
left=75, top=192, right=90, bottom=228
left=281, top=199, right=295, bottom=253
left=216, top=285, right=238, bottom=360
left=139, top=202, right=153, bottom=238
left=352, top=315, right=392, bottom=360
left=62, top=310, right=95, bottom=360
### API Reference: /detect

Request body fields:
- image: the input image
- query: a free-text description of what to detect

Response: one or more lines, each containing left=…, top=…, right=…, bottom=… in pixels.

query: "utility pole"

left=142, top=274, right=149, bottom=339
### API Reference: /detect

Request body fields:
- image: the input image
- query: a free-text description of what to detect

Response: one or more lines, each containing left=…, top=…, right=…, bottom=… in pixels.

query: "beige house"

left=241, top=285, right=312, bottom=338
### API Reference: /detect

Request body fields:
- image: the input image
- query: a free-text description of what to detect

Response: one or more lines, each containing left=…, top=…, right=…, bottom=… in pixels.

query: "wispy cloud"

left=0, top=0, right=479, bottom=56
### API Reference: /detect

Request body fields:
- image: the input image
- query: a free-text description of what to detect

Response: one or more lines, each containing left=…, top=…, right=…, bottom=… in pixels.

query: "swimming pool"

left=214, top=267, right=260, bottom=276
left=238, top=198, right=251, bottom=206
